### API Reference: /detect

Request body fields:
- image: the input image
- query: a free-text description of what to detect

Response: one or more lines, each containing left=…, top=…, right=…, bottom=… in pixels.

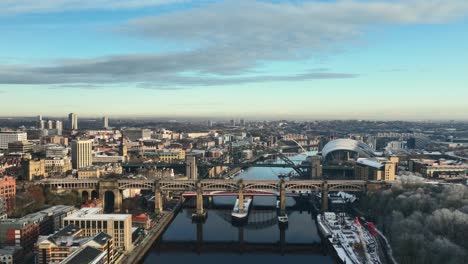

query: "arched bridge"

left=40, top=178, right=390, bottom=214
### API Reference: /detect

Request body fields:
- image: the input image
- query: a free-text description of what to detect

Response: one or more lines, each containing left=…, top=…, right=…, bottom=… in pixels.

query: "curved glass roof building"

left=321, top=139, right=375, bottom=164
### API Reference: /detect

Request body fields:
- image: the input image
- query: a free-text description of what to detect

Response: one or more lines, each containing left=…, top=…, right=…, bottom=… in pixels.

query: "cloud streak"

left=1, top=0, right=468, bottom=87
left=0, top=0, right=186, bottom=15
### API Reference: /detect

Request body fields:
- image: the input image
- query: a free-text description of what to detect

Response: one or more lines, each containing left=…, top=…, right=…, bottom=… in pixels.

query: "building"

left=63, top=208, right=133, bottom=253
left=68, top=113, right=78, bottom=130
left=71, top=140, right=92, bottom=169
left=131, top=214, right=151, bottom=230
left=102, top=116, right=109, bottom=129
left=36, top=225, right=114, bottom=264
left=0, top=218, right=39, bottom=250
left=22, top=159, right=46, bottom=181
left=44, top=157, right=72, bottom=176
left=0, top=246, right=22, bottom=264
left=408, top=159, right=468, bottom=178
left=45, top=145, right=68, bottom=158
left=355, top=158, right=396, bottom=181
left=60, top=245, right=108, bottom=264
left=406, top=137, right=430, bottom=149
left=55, top=120, right=63, bottom=130
left=25, top=129, right=47, bottom=140
left=41, top=135, right=68, bottom=146
left=310, top=156, right=323, bottom=178
left=47, top=120, right=53, bottom=130
left=0, top=177, right=15, bottom=212
left=0, top=132, right=27, bottom=150
left=7, top=141, right=33, bottom=154
left=322, top=139, right=376, bottom=164
left=123, top=129, right=151, bottom=141
left=386, top=141, right=406, bottom=150
left=77, top=167, right=105, bottom=179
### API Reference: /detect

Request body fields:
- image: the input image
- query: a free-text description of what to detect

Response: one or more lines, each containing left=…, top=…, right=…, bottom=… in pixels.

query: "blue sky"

left=0, top=0, right=467, bottom=120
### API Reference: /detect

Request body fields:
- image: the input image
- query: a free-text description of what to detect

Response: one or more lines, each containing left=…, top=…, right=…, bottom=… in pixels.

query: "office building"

left=102, top=116, right=109, bottom=129
left=45, top=145, right=68, bottom=158
left=36, top=225, right=114, bottom=264
left=0, top=132, right=27, bottom=150
left=408, top=159, right=468, bottom=178
left=26, top=129, right=47, bottom=140
left=55, top=120, right=63, bottom=130
left=68, top=113, right=78, bottom=130
left=22, top=159, right=46, bottom=181
left=47, top=120, right=53, bottom=130
left=355, top=158, right=396, bottom=181
left=123, top=128, right=151, bottom=141
left=7, top=141, right=33, bottom=154
left=63, top=208, right=133, bottom=253
left=71, top=140, right=92, bottom=169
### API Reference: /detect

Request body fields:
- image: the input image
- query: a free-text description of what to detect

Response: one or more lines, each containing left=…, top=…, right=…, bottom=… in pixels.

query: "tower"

left=71, top=139, right=92, bottom=169
left=102, top=116, right=109, bottom=129
left=119, top=132, right=128, bottom=158
left=311, top=156, right=322, bottom=178
left=68, top=113, right=78, bottom=130
left=186, top=156, right=198, bottom=180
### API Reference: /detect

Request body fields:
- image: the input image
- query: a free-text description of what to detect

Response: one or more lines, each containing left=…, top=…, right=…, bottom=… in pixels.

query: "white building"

left=0, top=132, right=27, bottom=150
left=63, top=208, right=133, bottom=253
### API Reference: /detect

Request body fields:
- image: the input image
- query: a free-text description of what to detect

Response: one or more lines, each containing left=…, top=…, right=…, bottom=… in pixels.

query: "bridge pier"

left=154, top=181, right=163, bottom=214
left=238, top=182, right=245, bottom=214
left=192, top=181, right=207, bottom=220
left=279, top=222, right=286, bottom=255
left=321, top=181, right=329, bottom=212
left=196, top=221, right=203, bottom=254
left=279, top=180, right=286, bottom=217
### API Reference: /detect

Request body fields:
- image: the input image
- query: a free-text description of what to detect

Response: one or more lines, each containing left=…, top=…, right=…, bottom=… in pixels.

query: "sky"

left=0, top=0, right=467, bottom=120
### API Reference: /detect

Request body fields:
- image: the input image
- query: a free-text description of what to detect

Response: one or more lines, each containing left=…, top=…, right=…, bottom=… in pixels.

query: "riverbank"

left=122, top=199, right=182, bottom=264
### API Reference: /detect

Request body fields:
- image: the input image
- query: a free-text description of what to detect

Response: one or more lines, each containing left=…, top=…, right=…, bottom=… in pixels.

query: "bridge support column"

left=238, top=182, right=244, bottom=214
left=279, top=223, right=287, bottom=255
left=154, top=181, right=163, bottom=214
left=192, top=181, right=207, bottom=220
left=114, top=190, right=122, bottom=213
left=279, top=180, right=286, bottom=217
left=196, top=221, right=203, bottom=254
left=321, top=181, right=329, bottom=212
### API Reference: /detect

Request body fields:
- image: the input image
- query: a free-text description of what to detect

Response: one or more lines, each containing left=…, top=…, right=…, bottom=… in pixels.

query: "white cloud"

left=1, top=0, right=468, bottom=86
left=0, top=0, right=186, bottom=15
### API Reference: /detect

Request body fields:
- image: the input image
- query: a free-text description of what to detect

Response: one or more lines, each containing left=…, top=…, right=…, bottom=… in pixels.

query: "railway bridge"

left=41, top=178, right=390, bottom=215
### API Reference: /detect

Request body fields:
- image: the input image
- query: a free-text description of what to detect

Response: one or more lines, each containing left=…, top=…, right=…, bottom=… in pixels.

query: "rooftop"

left=65, top=207, right=130, bottom=221
left=60, top=246, right=105, bottom=264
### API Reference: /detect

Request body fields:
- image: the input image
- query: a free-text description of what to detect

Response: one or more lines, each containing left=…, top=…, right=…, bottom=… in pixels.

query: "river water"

left=143, top=152, right=334, bottom=264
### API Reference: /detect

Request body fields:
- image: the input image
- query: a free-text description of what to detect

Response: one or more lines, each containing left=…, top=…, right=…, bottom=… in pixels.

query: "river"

left=143, top=152, right=334, bottom=264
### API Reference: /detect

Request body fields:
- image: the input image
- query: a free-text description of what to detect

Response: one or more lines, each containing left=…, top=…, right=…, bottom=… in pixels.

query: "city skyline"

left=1, top=0, right=468, bottom=120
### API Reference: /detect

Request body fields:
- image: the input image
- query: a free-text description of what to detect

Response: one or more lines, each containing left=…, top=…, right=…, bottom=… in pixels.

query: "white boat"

left=231, top=198, right=252, bottom=220
left=317, top=212, right=382, bottom=264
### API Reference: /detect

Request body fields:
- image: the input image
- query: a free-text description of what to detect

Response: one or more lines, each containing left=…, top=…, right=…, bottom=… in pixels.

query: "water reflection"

left=143, top=152, right=333, bottom=264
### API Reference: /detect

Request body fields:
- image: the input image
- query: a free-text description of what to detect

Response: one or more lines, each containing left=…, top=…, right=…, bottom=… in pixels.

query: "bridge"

left=41, top=178, right=390, bottom=215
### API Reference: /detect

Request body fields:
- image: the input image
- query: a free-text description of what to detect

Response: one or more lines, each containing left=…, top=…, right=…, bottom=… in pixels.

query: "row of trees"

left=358, top=176, right=468, bottom=264
left=10, top=186, right=81, bottom=218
